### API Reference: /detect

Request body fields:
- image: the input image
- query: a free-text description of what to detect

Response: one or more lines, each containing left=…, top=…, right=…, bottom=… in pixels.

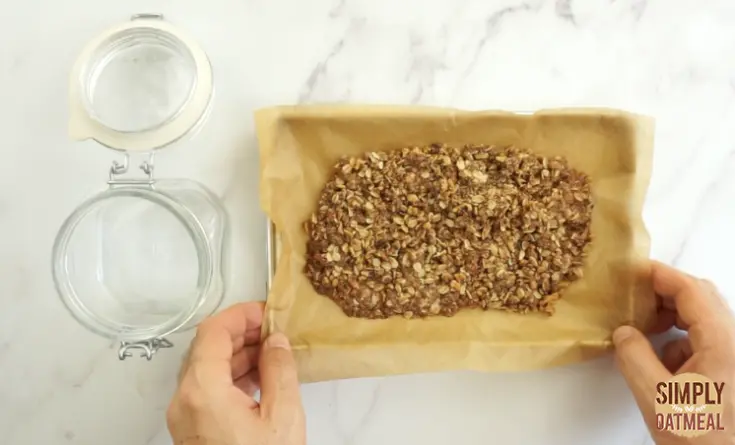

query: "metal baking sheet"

left=266, top=218, right=277, bottom=292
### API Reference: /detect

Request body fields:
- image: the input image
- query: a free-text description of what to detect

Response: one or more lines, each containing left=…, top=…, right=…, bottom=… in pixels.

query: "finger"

left=651, top=262, right=726, bottom=348
left=231, top=345, right=260, bottom=381
left=699, top=278, right=719, bottom=295
left=235, top=369, right=261, bottom=397
left=258, top=333, right=302, bottom=421
left=652, top=309, right=690, bottom=332
left=613, top=326, right=671, bottom=424
left=177, top=346, right=193, bottom=383
left=662, top=337, right=693, bottom=373
left=648, top=308, right=676, bottom=334
left=190, top=302, right=265, bottom=362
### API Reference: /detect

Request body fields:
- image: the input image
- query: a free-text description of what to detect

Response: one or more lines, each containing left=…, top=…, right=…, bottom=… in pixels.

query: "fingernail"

left=266, top=332, right=291, bottom=350
left=613, top=325, right=635, bottom=344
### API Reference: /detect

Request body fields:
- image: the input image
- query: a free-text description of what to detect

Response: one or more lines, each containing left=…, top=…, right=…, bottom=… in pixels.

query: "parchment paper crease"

left=256, top=106, right=656, bottom=383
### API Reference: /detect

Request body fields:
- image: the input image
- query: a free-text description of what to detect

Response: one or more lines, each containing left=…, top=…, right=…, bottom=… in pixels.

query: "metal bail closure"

left=119, top=338, right=174, bottom=360
left=68, top=14, right=213, bottom=151
left=108, top=151, right=156, bottom=185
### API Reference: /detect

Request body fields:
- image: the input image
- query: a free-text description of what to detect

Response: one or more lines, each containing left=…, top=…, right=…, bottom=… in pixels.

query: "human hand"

left=167, top=302, right=306, bottom=445
left=613, top=262, right=735, bottom=444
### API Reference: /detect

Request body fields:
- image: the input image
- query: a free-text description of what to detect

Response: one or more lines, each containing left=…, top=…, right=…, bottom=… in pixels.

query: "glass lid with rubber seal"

left=68, top=13, right=213, bottom=151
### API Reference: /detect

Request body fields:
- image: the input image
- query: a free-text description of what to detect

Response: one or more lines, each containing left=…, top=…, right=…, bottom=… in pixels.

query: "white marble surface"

left=2, top=0, right=735, bottom=444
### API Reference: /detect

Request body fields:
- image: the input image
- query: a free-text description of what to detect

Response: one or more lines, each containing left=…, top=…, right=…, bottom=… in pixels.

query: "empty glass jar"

left=52, top=14, right=226, bottom=360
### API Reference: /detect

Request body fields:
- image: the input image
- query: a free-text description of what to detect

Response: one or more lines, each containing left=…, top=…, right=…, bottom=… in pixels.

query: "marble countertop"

left=2, top=0, right=735, bottom=444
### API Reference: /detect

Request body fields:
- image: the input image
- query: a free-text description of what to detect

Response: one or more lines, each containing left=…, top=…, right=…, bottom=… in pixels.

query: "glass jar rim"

left=52, top=186, right=213, bottom=341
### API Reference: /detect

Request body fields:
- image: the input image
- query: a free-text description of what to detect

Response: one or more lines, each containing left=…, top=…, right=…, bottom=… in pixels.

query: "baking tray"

left=266, top=218, right=278, bottom=292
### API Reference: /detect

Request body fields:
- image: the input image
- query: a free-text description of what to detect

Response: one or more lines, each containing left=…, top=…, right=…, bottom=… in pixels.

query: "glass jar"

left=52, top=14, right=226, bottom=360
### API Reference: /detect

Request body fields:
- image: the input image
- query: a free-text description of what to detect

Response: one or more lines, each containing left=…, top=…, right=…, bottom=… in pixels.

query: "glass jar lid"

left=68, top=14, right=213, bottom=151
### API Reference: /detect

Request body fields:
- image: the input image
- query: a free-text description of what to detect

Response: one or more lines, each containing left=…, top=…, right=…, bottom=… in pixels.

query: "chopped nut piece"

left=413, top=263, right=424, bottom=274
left=304, top=144, right=593, bottom=319
left=429, top=300, right=442, bottom=314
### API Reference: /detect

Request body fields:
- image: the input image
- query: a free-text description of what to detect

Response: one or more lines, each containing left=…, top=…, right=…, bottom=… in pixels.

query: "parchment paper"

left=255, top=106, right=656, bottom=383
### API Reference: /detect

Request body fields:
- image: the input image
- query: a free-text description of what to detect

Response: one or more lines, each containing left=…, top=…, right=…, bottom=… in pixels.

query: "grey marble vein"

left=333, top=381, right=382, bottom=444
left=555, top=0, right=576, bottom=25
left=632, top=0, right=648, bottom=21
left=329, top=0, right=347, bottom=18
left=298, top=39, right=346, bottom=103
left=297, top=18, right=364, bottom=103
left=406, top=29, right=448, bottom=104
left=461, top=2, right=538, bottom=82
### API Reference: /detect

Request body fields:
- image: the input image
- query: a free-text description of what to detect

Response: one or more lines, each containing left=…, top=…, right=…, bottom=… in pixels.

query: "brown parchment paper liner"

left=256, top=106, right=656, bottom=383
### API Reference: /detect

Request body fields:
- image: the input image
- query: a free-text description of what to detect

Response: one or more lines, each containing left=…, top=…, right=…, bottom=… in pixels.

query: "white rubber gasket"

left=68, top=18, right=213, bottom=151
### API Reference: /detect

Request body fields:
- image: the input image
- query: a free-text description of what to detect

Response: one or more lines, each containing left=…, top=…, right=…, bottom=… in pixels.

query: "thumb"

left=613, top=326, right=671, bottom=421
left=258, top=332, right=302, bottom=421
